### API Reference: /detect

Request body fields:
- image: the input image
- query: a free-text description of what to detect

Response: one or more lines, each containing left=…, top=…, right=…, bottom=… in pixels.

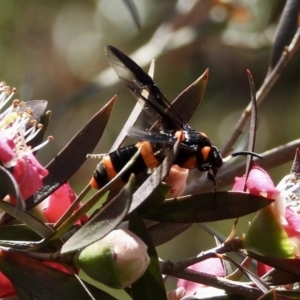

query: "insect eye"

left=211, top=146, right=223, bottom=167
left=199, top=131, right=207, bottom=138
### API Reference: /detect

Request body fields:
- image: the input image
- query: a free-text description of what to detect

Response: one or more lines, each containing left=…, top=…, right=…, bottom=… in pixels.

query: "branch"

left=222, top=28, right=300, bottom=157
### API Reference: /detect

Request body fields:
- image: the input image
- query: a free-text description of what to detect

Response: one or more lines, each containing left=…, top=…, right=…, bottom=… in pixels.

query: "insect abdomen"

left=90, top=142, right=163, bottom=189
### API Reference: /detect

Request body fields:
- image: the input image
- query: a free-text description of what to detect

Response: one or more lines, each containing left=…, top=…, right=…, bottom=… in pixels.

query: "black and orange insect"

left=89, top=45, right=259, bottom=190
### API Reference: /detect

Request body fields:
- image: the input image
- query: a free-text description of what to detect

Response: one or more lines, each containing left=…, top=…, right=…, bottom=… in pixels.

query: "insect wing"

left=106, top=45, right=186, bottom=131
left=128, top=126, right=174, bottom=144
left=128, top=126, right=196, bottom=152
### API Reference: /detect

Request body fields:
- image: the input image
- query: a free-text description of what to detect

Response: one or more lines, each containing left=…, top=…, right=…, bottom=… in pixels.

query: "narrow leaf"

left=25, top=96, right=116, bottom=210
left=269, top=0, right=300, bottom=69
left=14, top=285, right=34, bottom=300
left=0, top=165, right=23, bottom=210
left=262, top=268, right=300, bottom=286
left=129, top=213, right=167, bottom=300
left=0, top=250, right=111, bottom=300
left=61, top=175, right=133, bottom=254
left=290, top=148, right=300, bottom=177
left=244, top=70, right=258, bottom=183
left=223, top=256, right=270, bottom=293
left=0, top=201, right=53, bottom=239
left=170, top=68, right=209, bottom=124
left=258, top=289, right=276, bottom=300
left=249, top=252, right=300, bottom=277
left=21, top=100, right=48, bottom=121
left=129, top=137, right=181, bottom=213
left=144, top=192, right=273, bottom=223
left=122, top=0, right=141, bottom=30
left=0, top=224, right=43, bottom=241
left=151, top=69, right=209, bottom=131
left=28, top=110, right=51, bottom=151
left=22, top=100, right=50, bottom=151
left=135, top=183, right=170, bottom=215
left=148, top=223, right=192, bottom=246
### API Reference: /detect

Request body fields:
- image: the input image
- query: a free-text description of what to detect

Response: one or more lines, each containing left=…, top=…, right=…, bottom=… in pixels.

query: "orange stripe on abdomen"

left=136, top=141, right=160, bottom=169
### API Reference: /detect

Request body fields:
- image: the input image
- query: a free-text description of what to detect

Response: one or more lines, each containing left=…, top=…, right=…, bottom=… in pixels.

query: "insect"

left=89, top=45, right=260, bottom=190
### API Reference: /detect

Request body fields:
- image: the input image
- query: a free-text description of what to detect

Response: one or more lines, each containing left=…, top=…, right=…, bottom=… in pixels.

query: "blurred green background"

left=1, top=0, right=300, bottom=298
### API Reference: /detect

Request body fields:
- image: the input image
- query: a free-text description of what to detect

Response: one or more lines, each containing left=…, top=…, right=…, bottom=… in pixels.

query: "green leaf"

left=22, top=100, right=48, bottom=121
left=262, top=267, right=300, bottom=286
left=129, top=138, right=181, bottom=214
left=21, top=100, right=50, bottom=151
left=290, top=148, right=300, bottom=176
left=0, top=201, right=53, bottom=239
left=148, top=223, right=192, bottom=246
left=250, top=252, right=300, bottom=278
left=150, top=69, right=209, bottom=132
left=0, top=224, right=42, bottom=241
left=244, top=206, right=294, bottom=259
left=0, top=165, right=24, bottom=210
left=169, top=68, right=209, bottom=124
left=61, top=175, right=133, bottom=254
left=269, top=0, right=299, bottom=69
left=135, top=183, right=170, bottom=215
left=129, top=213, right=167, bottom=300
left=245, top=70, right=258, bottom=181
left=122, top=0, right=140, bottom=30
left=258, top=289, right=276, bottom=300
left=25, top=96, right=116, bottom=210
left=144, top=192, right=273, bottom=222
left=14, top=285, right=34, bottom=300
left=0, top=250, right=113, bottom=300
left=28, top=110, right=51, bottom=152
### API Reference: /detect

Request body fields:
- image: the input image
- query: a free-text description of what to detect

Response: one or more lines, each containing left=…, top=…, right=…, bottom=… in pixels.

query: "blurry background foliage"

left=0, top=0, right=299, bottom=296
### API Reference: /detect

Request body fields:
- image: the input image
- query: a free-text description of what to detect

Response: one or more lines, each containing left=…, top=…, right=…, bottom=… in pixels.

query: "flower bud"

left=176, top=258, right=225, bottom=298
left=165, top=165, right=188, bottom=198
left=73, top=229, right=150, bottom=288
left=243, top=205, right=294, bottom=259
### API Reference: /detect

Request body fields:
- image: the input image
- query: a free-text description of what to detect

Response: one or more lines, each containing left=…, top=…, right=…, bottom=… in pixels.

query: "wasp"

left=89, top=45, right=260, bottom=190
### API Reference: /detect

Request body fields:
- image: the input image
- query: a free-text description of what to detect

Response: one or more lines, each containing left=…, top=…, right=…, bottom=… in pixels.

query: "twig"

left=186, top=138, right=300, bottom=194
left=163, top=266, right=263, bottom=299
left=222, top=28, right=300, bottom=157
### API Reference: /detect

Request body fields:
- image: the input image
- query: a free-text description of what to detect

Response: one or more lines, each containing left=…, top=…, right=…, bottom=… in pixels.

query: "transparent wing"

left=106, top=45, right=188, bottom=132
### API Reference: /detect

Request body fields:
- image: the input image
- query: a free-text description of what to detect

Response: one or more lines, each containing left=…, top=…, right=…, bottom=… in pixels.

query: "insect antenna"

left=222, top=151, right=262, bottom=163
left=86, top=153, right=107, bottom=160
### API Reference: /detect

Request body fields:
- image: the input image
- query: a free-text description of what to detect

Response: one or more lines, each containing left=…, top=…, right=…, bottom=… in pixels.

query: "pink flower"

left=0, top=136, right=15, bottom=163
left=12, top=152, right=48, bottom=201
left=232, top=164, right=280, bottom=199
left=274, top=174, right=300, bottom=257
left=168, top=258, right=225, bottom=299
left=0, top=271, right=15, bottom=298
left=232, top=165, right=300, bottom=275
left=0, top=260, right=72, bottom=299
left=0, top=183, right=86, bottom=297
left=39, top=183, right=88, bottom=224
left=165, top=165, right=189, bottom=198
left=167, top=287, right=186, bottom=300
left=0, top=87, right=50, bottom=202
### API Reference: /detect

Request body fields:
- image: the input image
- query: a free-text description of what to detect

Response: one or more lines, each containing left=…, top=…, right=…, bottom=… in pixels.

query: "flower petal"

left=0, top=136, right=15, bottom=164
left=167, top=287, right=186, bottom=300
left=246, top=165, right=280, bottom=198
left=0, top=271, right=15, bottom=298
left=165, top=165, right=189, bottom=198
left=42, top=183, right=88, bottom=223
left=177, top=258, right=224, bottom=296
left=232, top=164, right=280, bottom=199
left=13, top=158, right=42, bottom=200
